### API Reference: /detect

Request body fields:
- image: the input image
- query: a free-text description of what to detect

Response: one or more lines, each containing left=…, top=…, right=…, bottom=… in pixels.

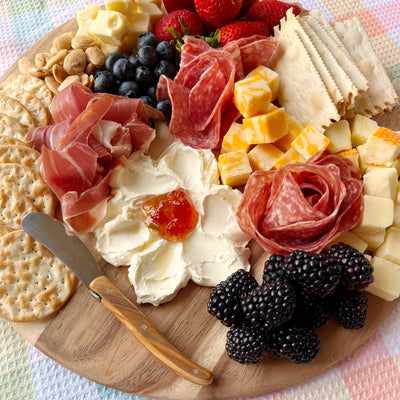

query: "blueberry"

left=104, top=52, right=124, bottom=72
left=118, top=81, right=140, bottom=98
left=113, top=58, right=134, bottom=80
left=146, top=86, right=157, bottom=101
left=156, top=98, right=172, bottom=121
left=138, top=45, right=159, bottom=67
left=128, top=53, right=142, bottom=68
left=137, top=32, right=158, bottom=49
left=140, top=95, right=156, bottom=107
left=154, top=60, right=177, bottom=80
left=121, top=51, right=132, bottom=58
left=93, top=70, right=115, bottom=93
left=135, top=66, right=155, bottom=87
left=156, top=41, right=174, bottom=61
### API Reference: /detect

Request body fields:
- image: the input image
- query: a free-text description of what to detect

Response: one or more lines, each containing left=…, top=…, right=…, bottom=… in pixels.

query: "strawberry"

left=217, top=20, right=269, bottom=46
left=237, top=0, right=259, bottom=18
left=245, top=0, right=301, bottom=33
left=154, top=10, right=205, bottom=42
left=162, top=0, right=196, bottom=13
left=194, top=0, right=242, bottom=32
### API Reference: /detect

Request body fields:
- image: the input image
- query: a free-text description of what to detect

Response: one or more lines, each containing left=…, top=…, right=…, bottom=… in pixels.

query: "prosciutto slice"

left=157, top=35, right=277, bottom=150
left=237, top=150, right=363, bottom=255
left=28, top=83, right=155, bottom=234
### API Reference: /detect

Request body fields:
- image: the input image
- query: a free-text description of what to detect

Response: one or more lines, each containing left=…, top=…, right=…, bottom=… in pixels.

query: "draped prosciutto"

left=237, top=150, right=364, bottom=255
left=156, top=35, right=277, bottom=150
left=27, top=83, right=156, bottom=233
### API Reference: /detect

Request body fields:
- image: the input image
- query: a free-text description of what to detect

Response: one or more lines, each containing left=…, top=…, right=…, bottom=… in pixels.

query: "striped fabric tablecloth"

left=1, top=0, right=400, bottom=399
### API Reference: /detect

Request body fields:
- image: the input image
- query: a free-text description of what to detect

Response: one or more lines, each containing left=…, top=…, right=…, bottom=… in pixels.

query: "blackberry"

left=207, top=269, right=258, bottom=327
left=294, top=290, right=330, bottom=328
left=226, top=324, right=268, bottom=364
left=327, top=242, right=374, bottom=291
left=269, top=325, right=321, bottom=364
left=262, top=254, right=287, bottom=285
left=283, top=250, right=341, bottom=297
left=329, top=290, right=368, bottom=329
left=241, top=280, right=296, bottom=331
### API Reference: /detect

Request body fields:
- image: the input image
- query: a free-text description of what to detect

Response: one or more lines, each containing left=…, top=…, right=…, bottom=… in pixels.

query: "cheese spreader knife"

left=21, top=212, right=213, bottom=386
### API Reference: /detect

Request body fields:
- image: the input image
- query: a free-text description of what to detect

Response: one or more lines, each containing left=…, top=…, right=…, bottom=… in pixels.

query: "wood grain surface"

left=2, top=18, right=400, bottom=400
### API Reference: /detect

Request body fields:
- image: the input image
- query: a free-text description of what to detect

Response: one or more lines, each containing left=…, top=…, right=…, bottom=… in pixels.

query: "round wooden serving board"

left=3, top=18, right=400, bottom=400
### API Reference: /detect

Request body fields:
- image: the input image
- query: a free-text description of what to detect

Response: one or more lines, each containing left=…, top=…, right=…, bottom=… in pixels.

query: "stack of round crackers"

left=0, top=74, right=78, bottom=322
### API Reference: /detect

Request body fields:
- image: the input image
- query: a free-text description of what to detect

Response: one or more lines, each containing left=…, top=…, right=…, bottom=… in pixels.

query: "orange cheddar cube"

left=248, top=144, right=284, bottom=171
left=218, top=150, right=252, bottom=187
left=243, top=108, right=288, bottom=144
left=274, top=147, right=306, bottom=169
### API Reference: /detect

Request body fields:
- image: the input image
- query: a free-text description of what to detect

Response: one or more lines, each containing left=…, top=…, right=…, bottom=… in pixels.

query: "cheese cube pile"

left=77, top=0, right=164, bottom=55
left=220, top=66, right=335, bottom=187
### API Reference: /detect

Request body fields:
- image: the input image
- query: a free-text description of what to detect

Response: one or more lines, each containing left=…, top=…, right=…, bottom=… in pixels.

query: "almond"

left=52, top=64, right=68, bottom=84
left=71, top=35, right=96, bottom=50
left=35, top=53, right=51, bottom=68
left=44, top=49, right=68, bottom=70
left=18, top=57, right=36, bottom=75
left=58, top=75, right=81, bottom=92
left=53, top=31, right=75, bottom=51
left=44, top=76, right=60, bottom=95
left=85, top=46, right=106, bottom=68
left=63, top=49, right=87, bottom=75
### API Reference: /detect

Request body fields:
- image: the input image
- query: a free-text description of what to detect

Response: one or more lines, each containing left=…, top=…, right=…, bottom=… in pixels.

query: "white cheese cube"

left=366, top=256, right=400, bottom=301
left=393, top=204, right=400, bottom=228
left=352, top=195, right=394, bottom=236
left=363, top=167, right=398, bottom=201
left=355, top=229, right=386, bottom=252
left=326, top=231, right=368, bottom=254
left=350, top=114, right=378, bottom=146
left=397, top=181, right=400, bottom=204
left=324, top=120, right=352, bottom=153
left=375, top=227, right=400, bottom=265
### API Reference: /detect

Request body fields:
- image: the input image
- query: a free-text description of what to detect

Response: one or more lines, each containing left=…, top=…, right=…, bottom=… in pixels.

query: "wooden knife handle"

left=89, top=276, right=213, bottom=386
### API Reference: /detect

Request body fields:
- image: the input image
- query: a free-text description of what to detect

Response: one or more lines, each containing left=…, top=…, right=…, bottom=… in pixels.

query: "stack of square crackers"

left=270, top=9, right=399, bottom=133
left=0, top=74, right=77, bottom=322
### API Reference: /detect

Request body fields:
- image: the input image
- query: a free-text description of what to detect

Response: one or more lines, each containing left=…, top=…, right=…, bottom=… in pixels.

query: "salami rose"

left=237, top=150, right=363, bottom=255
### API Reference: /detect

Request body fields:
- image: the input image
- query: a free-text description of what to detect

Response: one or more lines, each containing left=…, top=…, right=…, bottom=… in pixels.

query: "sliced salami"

left=237, top=151, right=363, bottom=255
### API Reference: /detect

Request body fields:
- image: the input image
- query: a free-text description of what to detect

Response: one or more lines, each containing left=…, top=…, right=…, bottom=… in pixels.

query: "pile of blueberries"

left=93, top=32, right=176, bottom=120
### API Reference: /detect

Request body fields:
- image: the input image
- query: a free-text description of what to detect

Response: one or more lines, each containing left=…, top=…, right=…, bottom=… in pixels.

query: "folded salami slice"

left=237, top=150, right=363, bottom=255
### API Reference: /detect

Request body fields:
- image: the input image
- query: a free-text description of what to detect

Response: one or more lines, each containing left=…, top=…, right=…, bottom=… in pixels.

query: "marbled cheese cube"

left=363, top=167, right=398, bottom=201
left=234, top=75, right=272, bottom=118
left=326, top=231, right=368, bottom=254
left=244, top=108, right=288, bottom=144
left=362, top=127, right=400, bottom=166
left=291, top=124, right=332, bottom=160
left=324, top=120, right=352, bottom=153
left=366, top=256, right=400, bottom=301
left=352, top=194, right=394, bottom=236
left=336, top=148, right=360, bottom=169
left=375, top=227, right=400, bottom=265
left=221, top=122, right=251, bottom=153
left=218, top=150, right=252, bottom=187
left=246, top=65, right=280, bottom=101
left=274, top=147, right=306, bottom=169
left=274, top=115, right=304, bottom=152
left=350, top=114, right=378, bottom=146
left=248, top=144, right=283, bottom=171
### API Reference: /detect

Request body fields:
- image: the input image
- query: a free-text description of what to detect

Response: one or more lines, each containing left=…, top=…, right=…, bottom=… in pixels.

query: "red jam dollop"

left=142, top=189, right=199, bottom=241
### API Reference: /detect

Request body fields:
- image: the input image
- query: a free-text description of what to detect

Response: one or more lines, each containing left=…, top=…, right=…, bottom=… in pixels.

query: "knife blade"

left=21, top=212, right=213, bottom=386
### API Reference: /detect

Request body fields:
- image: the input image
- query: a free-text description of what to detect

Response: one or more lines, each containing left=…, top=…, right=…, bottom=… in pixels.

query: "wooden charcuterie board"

left=3, top=18, right=400, bottom=400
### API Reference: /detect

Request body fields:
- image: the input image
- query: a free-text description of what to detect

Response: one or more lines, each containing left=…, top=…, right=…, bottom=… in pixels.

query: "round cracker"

left=0, top=134, right=30, bottom=147
left=0, top=145, right=41, bottom=172
left=0, top=94, right=35, bottom=131
left=0, top=187, right=38, bottom=229
left=2, top=88, right=49, bottom=127
left=0, top=229, right=77, bottom=322
left=0, top=113, right=28, bottom=141
left=0, top=74, right=53, bottom=109
left=0, top=163, right=57, bottom=216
